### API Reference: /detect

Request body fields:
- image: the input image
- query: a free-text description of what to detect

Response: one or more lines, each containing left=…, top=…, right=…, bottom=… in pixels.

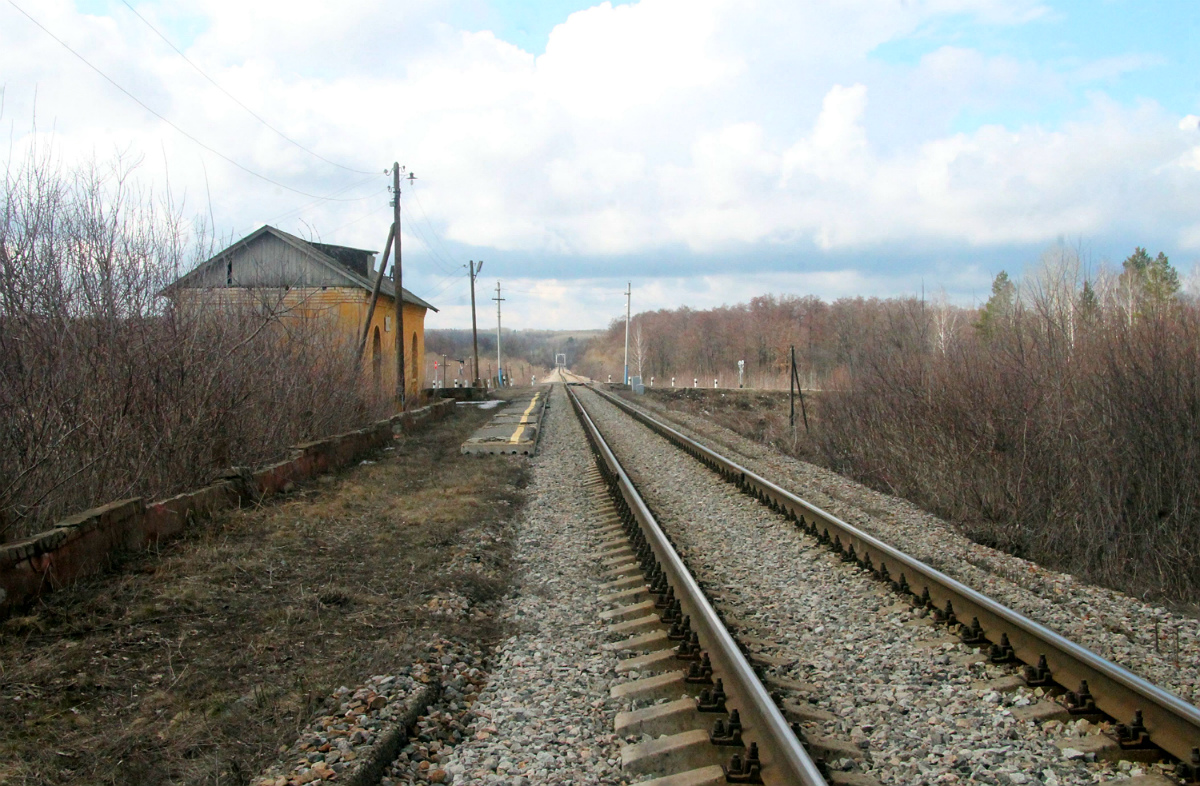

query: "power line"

left=401, top=212, right=460, bottom=275
left=409, top=181, right=461, bottom=272
left=320, top=200, right=391, bottom=237
left=7, top=0, right=374, bottom=202
left=422, top=271, right=466, bottom=302
left=118, top=0, right=376, bottom=176
left=260, top=176, right=385, bottom=228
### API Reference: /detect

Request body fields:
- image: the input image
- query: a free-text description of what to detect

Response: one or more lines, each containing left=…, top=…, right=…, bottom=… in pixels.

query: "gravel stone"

left=576, top=387, right=1186, bottom=786
left=431, top=386, right=626, bottom=785
left=628, top=392, right=1199, bottom=709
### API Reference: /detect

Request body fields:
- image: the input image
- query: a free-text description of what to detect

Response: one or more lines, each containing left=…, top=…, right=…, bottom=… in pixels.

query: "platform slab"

left=461, top=391, right=546, bottom=456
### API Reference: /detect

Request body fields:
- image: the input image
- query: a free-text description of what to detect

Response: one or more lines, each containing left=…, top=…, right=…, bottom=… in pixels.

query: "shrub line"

left=0, top=399, right=456, bottom=616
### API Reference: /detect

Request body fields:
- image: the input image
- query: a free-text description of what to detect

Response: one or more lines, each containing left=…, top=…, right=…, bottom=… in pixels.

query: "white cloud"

left=2, top=0, right=1194, bottom=328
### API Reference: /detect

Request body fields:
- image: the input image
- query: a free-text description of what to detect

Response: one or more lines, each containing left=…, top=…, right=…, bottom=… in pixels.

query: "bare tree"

left=633, top=319, right=647, bottom=379
left=0, top=147, right=388, bottom=542
left=930, top=287, right=957, bottom=355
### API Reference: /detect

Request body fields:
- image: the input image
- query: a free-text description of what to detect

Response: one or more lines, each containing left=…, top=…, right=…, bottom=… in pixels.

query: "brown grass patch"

left=0, top=405, right=525, bottom=785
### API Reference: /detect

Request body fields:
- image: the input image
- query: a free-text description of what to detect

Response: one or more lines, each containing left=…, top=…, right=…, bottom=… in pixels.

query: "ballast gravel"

left=624, top=392, right=1199, bottom=712
left=432, top=385, right=627, bottom=785
left=576, top=387, right=1173, bottom=786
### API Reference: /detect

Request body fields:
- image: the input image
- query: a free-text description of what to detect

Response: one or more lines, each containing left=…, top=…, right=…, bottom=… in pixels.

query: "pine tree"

left=975, top=271, right=1016, bottom=339
left=1078, top=279, right=1099, bottom=324
left=1120, top=247, right=1180, bottom=318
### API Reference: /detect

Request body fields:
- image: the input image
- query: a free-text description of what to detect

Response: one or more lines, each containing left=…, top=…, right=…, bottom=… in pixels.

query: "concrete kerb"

left=0, top=399, right=457, bottom=617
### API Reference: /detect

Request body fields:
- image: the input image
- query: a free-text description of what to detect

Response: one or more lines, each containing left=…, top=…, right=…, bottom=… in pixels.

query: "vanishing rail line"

left=566, top=384, right=829, bottom=785
left=586, top=383, right=1200, bottom=779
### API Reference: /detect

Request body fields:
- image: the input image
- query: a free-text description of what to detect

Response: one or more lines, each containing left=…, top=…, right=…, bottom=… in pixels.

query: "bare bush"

left=819, top=273, right=1200, bottom=603
left=0, top=148, right=387, bottom=542
left=593, top=259, right=1200, bottom=604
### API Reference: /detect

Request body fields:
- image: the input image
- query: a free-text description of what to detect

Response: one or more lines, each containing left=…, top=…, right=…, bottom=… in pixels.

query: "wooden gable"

left=169, top=225, right=436, bottom=311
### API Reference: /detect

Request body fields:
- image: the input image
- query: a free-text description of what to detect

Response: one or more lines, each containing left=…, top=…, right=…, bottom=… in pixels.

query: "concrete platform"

left=460, top=391, right=547, bottom=456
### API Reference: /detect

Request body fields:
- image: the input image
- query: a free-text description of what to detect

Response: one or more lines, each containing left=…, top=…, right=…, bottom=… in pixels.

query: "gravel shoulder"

left=621, top=389, right=1200, bottom=712
left=578, top=387, right=1175, bottom=785
left=433, top=384, right=627, bottom=786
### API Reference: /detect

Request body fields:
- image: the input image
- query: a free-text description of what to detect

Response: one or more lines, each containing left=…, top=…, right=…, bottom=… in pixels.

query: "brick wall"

left=0, top=399, right=456, bottom=616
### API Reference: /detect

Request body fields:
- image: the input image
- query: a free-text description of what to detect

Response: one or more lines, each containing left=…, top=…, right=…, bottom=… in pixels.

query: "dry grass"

left=0, top=406, right=525, bottom=785
left=636, top=388, right=823, bottom=463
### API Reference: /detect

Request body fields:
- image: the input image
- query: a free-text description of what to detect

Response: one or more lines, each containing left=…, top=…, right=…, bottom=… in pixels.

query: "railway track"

left=570, top=383, right=1200, bottom=785
left=567, top=383, right=826, bottom=785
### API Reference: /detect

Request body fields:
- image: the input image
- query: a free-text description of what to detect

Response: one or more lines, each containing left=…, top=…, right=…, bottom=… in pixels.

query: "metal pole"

left=623, top=282, right=631, bottom=385
left=469, top=261, right=482, bottom=387
left=493, top=282, right=504, bottom=389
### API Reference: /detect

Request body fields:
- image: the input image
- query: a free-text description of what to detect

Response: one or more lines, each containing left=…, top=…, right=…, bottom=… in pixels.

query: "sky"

left=3, top=0, right=1199, bottom=329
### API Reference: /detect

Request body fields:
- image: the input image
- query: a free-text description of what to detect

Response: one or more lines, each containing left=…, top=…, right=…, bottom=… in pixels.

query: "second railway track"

left=572, top=383, right=1200, bottom=786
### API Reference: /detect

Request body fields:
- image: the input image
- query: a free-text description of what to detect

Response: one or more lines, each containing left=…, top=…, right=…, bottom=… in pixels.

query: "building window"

left=384, top=317, right=392, bottom=332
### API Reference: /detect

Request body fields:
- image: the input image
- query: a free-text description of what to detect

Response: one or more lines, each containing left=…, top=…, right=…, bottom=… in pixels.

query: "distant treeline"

left=576, top=292, right=951, bottom=388
left=591, top=243, right=1200, bottom=603
left=424, top=328, right=599, bottom=384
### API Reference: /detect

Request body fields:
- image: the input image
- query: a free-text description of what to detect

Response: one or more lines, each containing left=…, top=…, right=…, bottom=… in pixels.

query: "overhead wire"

left=321, top=201, right=392, bottom=237
left=421, top=271, right=467, bottom=302
left=7, top=0, right=375, bottom=202
left=404, top=218, right=460, bottom=275
left=261, top=175, right=386, bottom=228
left=408, top=180, right=462, bottom=272
left=118, top=0, right=376, bottom=176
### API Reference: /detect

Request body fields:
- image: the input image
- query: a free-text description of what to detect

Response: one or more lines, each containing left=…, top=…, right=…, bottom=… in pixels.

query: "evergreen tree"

left=1145, top=251, right=1180, bottom=305
left=975, top=271, right=1016, bottom=339
left=1120, top=247, right=1180, bottom=317
left=1078, top=279, right=1099, bottom=324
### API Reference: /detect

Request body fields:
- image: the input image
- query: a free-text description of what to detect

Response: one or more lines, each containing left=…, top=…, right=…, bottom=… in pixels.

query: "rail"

left=589, top=384, right=1200, bottom=768
left=566, top=384, right=828, bottom=785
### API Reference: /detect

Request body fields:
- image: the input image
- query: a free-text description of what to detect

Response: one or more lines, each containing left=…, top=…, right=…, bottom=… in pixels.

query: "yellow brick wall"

left=174, top=287, right=428, bottom=399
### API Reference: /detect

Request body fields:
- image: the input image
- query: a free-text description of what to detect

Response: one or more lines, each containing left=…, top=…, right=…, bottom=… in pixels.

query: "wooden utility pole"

left=789, top=345, right=796, bottom=428
left=493, top=282, right=505, bottom=388
left=790, top=345, right=809, bottom=433
left=392, top=163, right=414, bottom=409
left=469, top=260, right=483, bottom=387
left=357, top=223, right=394, bottom=361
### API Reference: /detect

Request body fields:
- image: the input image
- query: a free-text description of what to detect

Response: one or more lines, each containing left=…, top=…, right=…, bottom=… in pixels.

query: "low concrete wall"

left=0, top=399, right=456, bottom=616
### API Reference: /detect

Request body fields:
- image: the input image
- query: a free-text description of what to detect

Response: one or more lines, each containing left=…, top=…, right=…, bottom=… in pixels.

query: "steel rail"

left=588, top=385, right=1200, bottom=767
left=566, top=385, right=829, bottom=786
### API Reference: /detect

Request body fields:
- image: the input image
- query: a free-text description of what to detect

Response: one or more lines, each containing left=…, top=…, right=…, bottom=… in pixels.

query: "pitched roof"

left=170, top=224, right=436, bottom=311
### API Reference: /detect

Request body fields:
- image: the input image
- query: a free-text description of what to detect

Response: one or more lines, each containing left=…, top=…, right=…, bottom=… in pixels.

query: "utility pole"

left=790, top=345, right=809, bottom=433
left=392, top=163, right=414, bottom=409
left=623, top=282, right=631, bottom=385
left=468, top=261, right=483, bottom=387
left=493, top=282, right=505, bottom=389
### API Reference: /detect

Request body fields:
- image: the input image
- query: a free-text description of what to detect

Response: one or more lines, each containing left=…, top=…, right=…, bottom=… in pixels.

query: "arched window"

left=410, top=332, right=418, bottom=395
left=372, top=326, right=382, bottom=389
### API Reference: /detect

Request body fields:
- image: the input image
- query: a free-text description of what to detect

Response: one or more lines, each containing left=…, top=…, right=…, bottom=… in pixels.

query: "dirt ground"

left=634, top=387, right=821, bottom=461
left=0, top=404, right=526, bottom=786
